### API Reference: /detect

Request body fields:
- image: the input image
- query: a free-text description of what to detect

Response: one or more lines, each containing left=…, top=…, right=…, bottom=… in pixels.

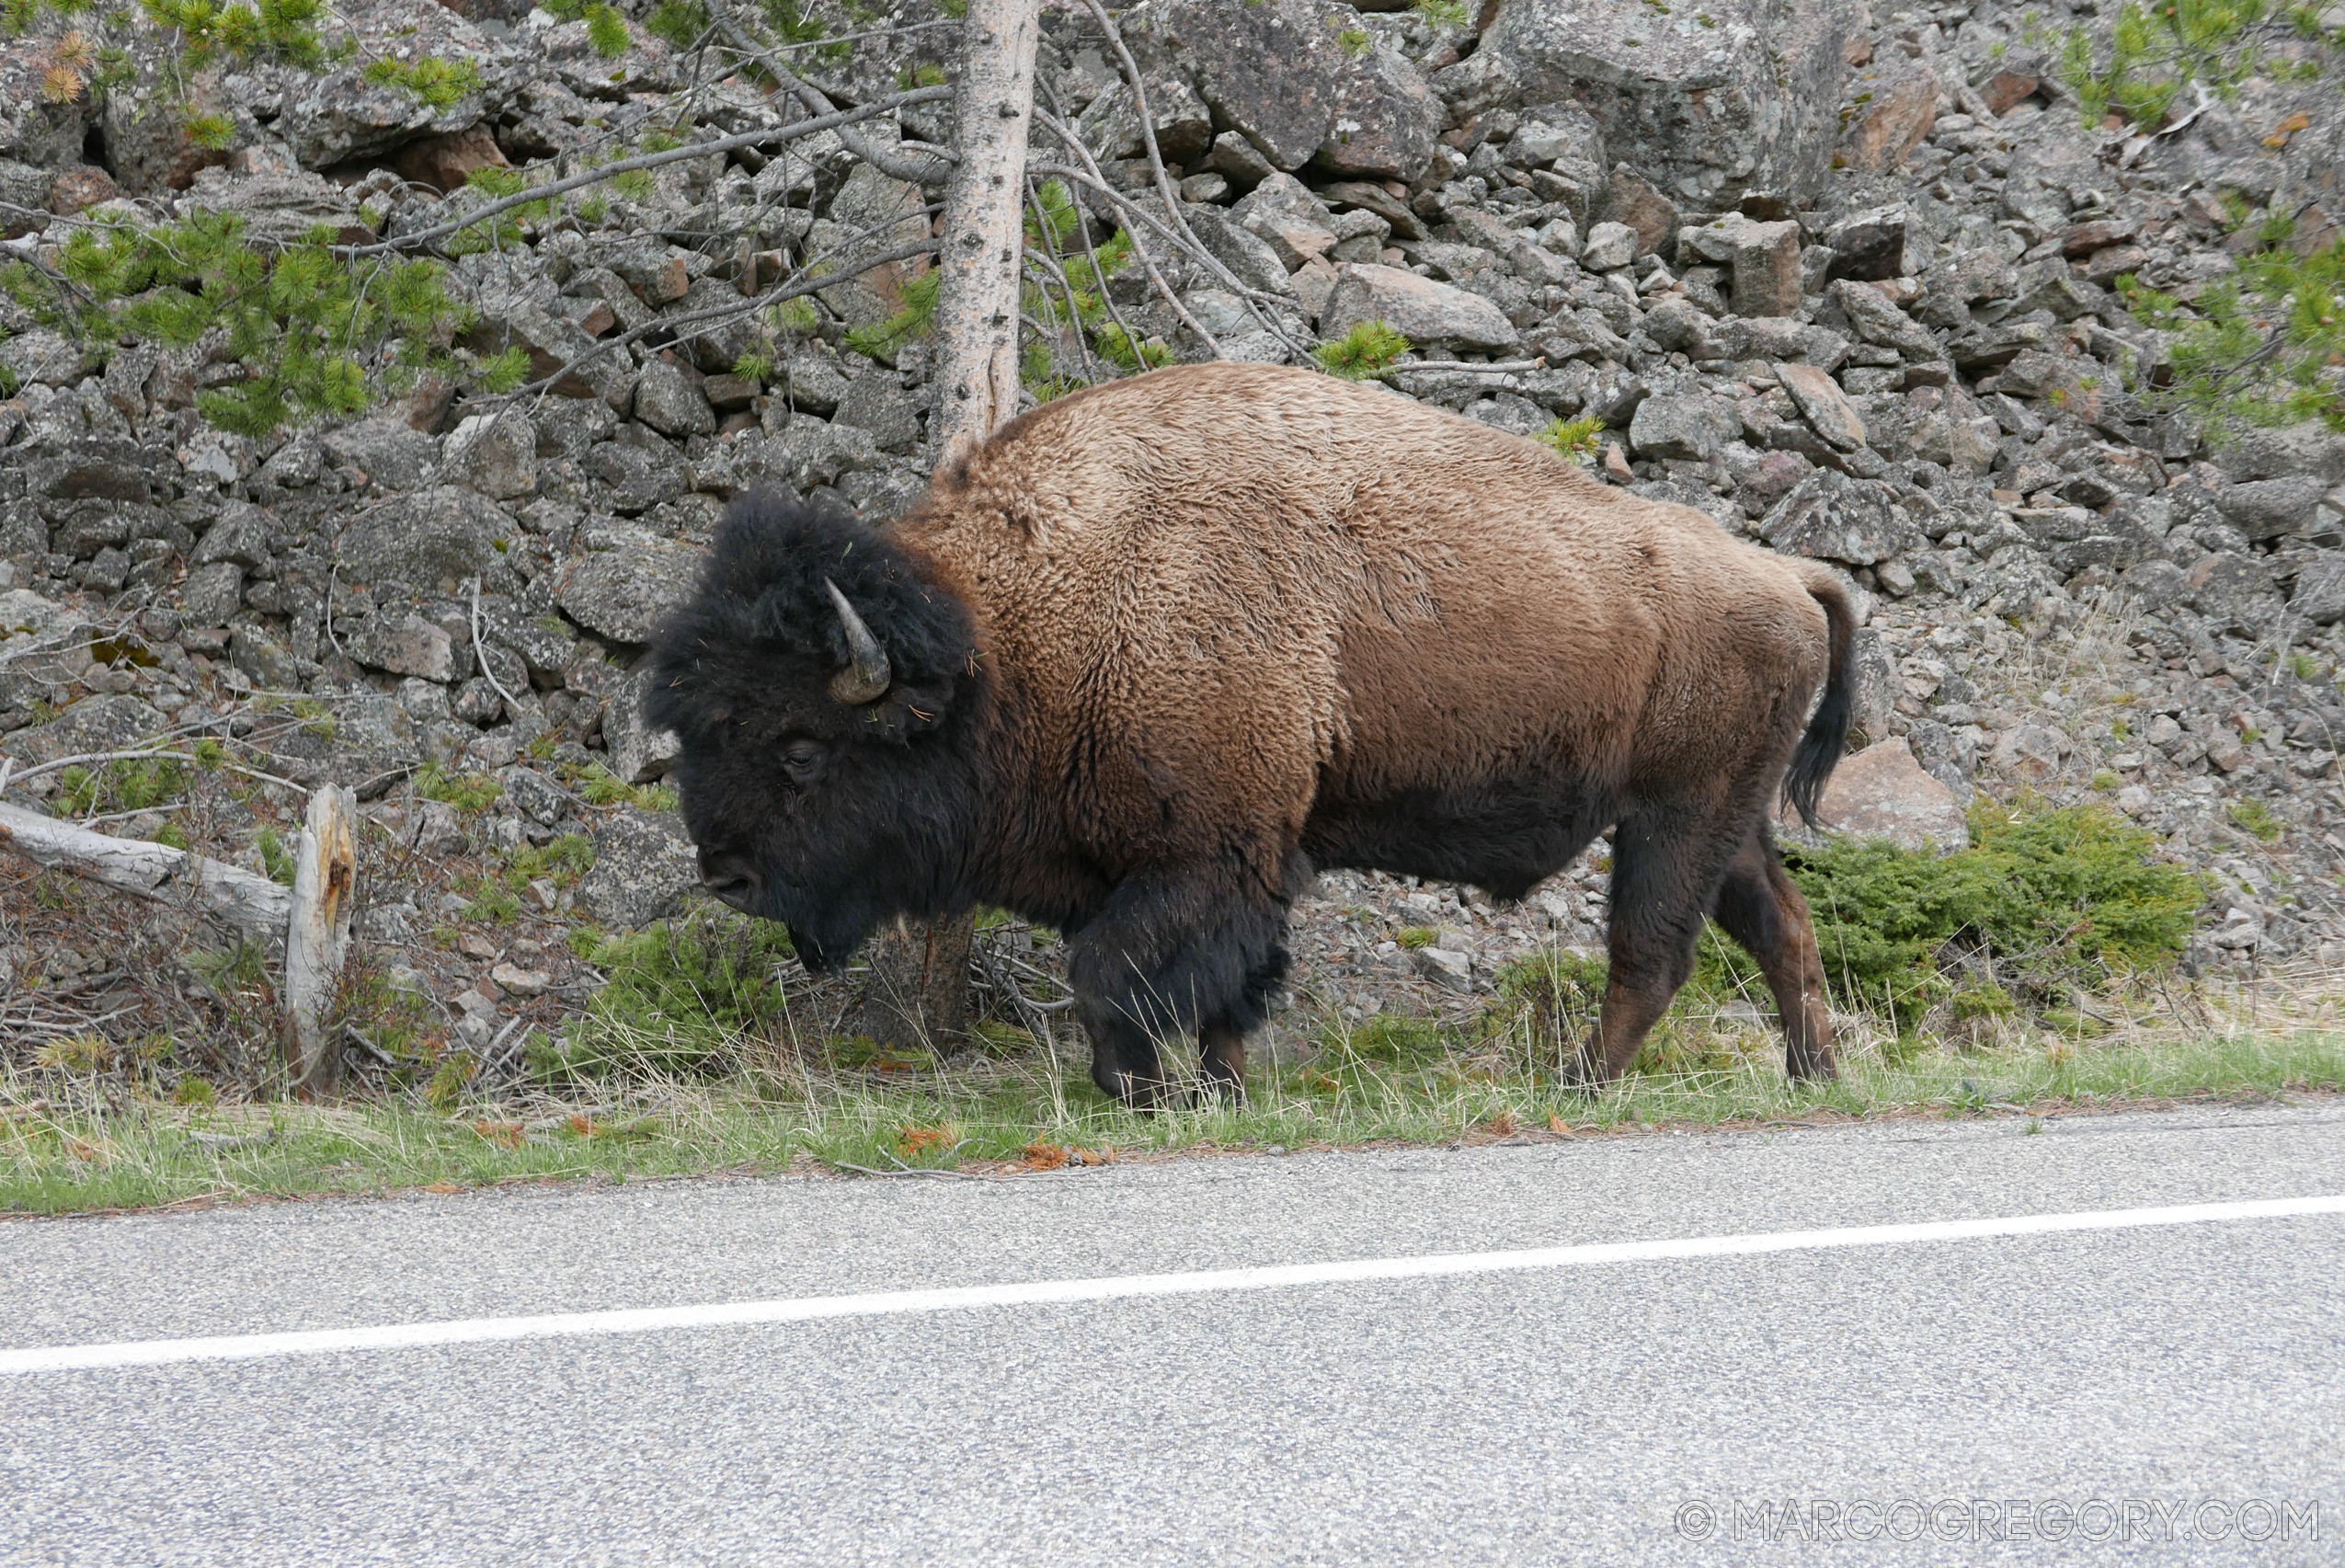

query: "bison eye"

left=782, top=739, right=826, bottom=785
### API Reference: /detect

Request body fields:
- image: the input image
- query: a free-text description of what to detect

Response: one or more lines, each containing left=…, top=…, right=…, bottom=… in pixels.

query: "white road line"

left=6, top=1193, right=2340, bottom=1376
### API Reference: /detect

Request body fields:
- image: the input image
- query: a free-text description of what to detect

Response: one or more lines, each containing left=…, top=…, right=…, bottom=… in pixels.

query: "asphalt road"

left=4, top=1104, right=2342, bottom=1566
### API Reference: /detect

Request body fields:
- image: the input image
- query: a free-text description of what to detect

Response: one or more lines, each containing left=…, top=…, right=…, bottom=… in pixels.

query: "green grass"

left=5, top=1027, right=2338, bottom=1215
left=0, top=800, right=2277, bottom=1215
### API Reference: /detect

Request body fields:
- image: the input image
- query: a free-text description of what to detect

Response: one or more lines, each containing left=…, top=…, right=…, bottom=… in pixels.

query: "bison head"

left=644, top=492, right=988, bottom=969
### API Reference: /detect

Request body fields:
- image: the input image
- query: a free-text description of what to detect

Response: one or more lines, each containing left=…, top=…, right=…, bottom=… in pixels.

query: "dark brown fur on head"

left=643, top=495, right=992, bottom=969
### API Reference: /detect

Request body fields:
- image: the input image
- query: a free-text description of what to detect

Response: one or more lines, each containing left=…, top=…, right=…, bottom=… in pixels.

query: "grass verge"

left=5, top=1027, right=2339, bottom=1216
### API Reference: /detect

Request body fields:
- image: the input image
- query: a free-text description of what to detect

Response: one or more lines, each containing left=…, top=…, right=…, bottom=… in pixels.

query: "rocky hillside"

left=3, top=0, right=2342, bottom=1073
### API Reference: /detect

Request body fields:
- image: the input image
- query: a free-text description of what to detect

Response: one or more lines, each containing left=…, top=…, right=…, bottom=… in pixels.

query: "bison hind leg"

left=1069, top=865, right=1298, bottom=1108
left=1710, top=827, right=1837, bottom=1081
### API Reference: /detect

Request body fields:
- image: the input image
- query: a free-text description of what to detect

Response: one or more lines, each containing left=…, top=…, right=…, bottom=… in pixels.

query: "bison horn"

left=823, top=578, right=892, bottom=704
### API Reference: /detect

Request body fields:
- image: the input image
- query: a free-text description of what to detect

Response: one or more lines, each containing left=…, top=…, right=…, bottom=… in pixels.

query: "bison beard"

left=646, top=364, right=1858, bottom=1105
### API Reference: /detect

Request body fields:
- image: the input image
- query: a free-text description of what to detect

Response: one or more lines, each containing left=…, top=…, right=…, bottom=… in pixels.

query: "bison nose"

left=697, top=850, right=761, bottom=909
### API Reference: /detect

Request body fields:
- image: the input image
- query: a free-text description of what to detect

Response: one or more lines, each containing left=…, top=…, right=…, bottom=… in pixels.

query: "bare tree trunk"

left=854, top=0, right=1040, bottom=1053
left=281, top=784, right=358, bottom=1098
left=929, top=0, right=1041, bottom=462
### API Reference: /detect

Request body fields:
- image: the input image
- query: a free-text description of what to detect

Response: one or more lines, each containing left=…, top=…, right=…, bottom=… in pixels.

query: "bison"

left=646, top=362, right=1855, bottom=1104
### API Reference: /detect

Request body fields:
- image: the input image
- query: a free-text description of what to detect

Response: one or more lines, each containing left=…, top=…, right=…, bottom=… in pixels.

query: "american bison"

left=647, top=362, right=1855, bottom=1104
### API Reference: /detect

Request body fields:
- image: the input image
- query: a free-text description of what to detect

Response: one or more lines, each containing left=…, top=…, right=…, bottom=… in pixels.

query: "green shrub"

left=2054, top=0, right=2329, bottom=132
left=1784, top=801, right=2202, bottom=1027
left=1538, top=414, right=1607, bottom=464
left=555, top=910, right=800, bottom=1079
left=417, top=761, right=503, bottom=815
left=575, top=762, right=677, bottom=812
left=1499, top=802, right=2202, bottom=1050
left=1095, top=322, right=1171, bottom=372
left=1313, top=320, right=1412, bottom=379
left=842, top=268, right=940, bottom=362
left=2228, top=799, right=2283, bottom=841
left=6, top=212, right=510, bottom=439
left=1305, top=1012, right=1454, bottom=1096
left=2119, top=241, right=2345, bottom=436
left=254, top=826, right=296, bottom=886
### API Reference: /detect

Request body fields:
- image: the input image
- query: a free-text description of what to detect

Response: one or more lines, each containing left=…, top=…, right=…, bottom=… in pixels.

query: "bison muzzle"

left=647, top=363, right=1857, bottom=1104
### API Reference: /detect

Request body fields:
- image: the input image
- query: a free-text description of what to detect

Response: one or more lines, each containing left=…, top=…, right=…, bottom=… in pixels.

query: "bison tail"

left=1781, top=567, right=1858, bottom=830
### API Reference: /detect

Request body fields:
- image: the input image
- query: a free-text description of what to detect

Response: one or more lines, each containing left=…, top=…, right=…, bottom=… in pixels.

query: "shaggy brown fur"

left=649, top=361, right=1854, bottom=1103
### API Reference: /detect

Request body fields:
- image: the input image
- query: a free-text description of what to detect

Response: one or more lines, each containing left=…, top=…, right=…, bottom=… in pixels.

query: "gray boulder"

left=1760, top=469, right=1924, bottom=565
left=1714, top=316, right=1849, bottom=371
left=604, top=666, right=681, bottom=784
left=1779, top=738, right=1969, bottom=854
left=25, top=434, right=170, bottom=503
left=577, top=807, right=701, bottom=930
left=342, top=614, right=463, bottom=683
left=1580, top=222, right=1636, bottom=271
left=584, top=441, right=689, bottom=515
left=0, top=44, right=89, bottom=166
left=2293, top=555, right=2345, bottom=625
left=463, top=301, right=635, bottom=411
left=687, top=434, right=806, bottom=500
left=335, top=487, right=507, bottom=587
left=230, top=627, right=304, bottom=692
left=443, top=410, right=539, bottom=501
left=1677, top=214, right=1802, bottom=316
left=632, top=357, right=717, bottom=440
left=1319, top=264, right=1519, bottom=354
left=0, top=328, right=97, bottom=389
left=174, top=166, right=361, bottom=248
left=2213, top=421, right=2345, bottom=483
left=1147, top=0, right=1347, bottom=171
left=1075, top=72, right=1214, bottom=166
left=1315, top=43, right=1441, bottom=186
left=188, top=504, right=272, bottom=573
left=180, top=564, right=244, bottom=627
left=1629, top=393, right=1737, bottom=462
left=5, top=695, right=166, bottom=769
left=1832, top=280, right=1942, bottom=362
left=1777, top=363, right=1866, bottom=452
left=322, top=418, right=441, bottom=492
left=773, top=419, right=887, bottom=490
left=1479, top=0, right=1856, bottom=206
left=2186, top=553, right=2282, bottom=633
left=498, top=766, right=577, bottom=829
left=553, top=528, right=702, bottom=644
left=1185, top=204, right=1295, bottom=296
left=275, top=0, right=520, bottom=169
left=1825, top=205, right=1910, bottom=283
left=2215, top=475, right=2326, bottom=543
left=833, top=373, right=922, bottom=455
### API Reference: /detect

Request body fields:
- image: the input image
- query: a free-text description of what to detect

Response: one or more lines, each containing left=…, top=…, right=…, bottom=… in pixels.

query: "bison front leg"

left=1068, top=873, right=1293, bottom=1109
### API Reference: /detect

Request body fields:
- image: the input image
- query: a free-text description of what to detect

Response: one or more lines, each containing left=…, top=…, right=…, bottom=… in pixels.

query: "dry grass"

left=5, top=956, right=2339, bottom=1216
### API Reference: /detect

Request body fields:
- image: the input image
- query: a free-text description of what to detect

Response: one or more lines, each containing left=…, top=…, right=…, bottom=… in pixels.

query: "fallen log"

left=0, top=801, right=292, bottom=945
